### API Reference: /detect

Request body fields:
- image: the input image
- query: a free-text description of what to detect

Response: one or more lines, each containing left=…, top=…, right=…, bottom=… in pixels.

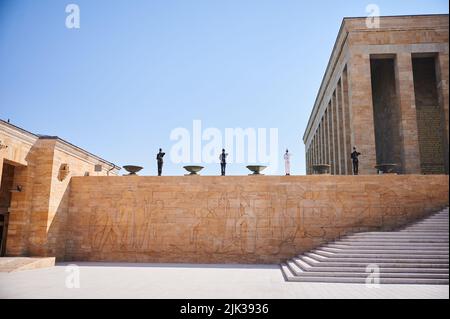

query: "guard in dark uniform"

left=219, top=149, right=228, bottom=176
left=156, top=148, right=165, bottom=176
left=351, top=147, right=361, bottom=175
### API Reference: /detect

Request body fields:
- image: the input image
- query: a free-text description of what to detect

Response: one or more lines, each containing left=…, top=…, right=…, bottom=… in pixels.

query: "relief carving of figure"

left=140, top=200, right=165, bottom=252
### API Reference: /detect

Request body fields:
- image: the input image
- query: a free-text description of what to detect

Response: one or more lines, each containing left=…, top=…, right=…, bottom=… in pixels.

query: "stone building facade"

left=303, top=15, right=449, bottom=175
left=0, top=120, right=120, bottom=259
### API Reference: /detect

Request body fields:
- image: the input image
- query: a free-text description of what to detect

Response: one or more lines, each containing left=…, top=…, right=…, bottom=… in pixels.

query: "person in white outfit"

left=284, top=149, right=292, bottom=176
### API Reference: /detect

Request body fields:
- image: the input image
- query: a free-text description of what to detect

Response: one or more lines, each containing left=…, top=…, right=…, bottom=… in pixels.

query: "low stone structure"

left=0, top=120, right=120, bottom=259
left=0, top=257, right=55, bottom=272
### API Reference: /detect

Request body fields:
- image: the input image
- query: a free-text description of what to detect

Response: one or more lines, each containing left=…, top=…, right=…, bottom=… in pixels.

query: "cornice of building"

left=1, top=119, right=120, bottom=174
left=0, top=119, right=38, bottom=145
left=39, top=135, right=121, bottom=175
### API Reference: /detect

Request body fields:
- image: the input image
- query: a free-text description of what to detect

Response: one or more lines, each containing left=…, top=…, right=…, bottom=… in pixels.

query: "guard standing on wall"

left=219, top=149, right=228, bottom=176
left=156, top=148, right=165, bottom=176
left=351, top=147, right=361, bottom=175
left=284, top=149, right=292, bottom=176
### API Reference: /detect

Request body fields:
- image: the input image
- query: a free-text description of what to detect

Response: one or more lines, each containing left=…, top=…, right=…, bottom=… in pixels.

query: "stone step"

left=403, top=226, right=449, bottom=230
left=327, top=244, right=449, bottom=250
left=415, top=222, right=449, bottom=224
left=346, top=232, right=449, bottom=239
left=320, top=247, right=449, bottom=255
left=339, top=238, right=449, bottom=243
left=312, top=249, right=449, bottom=259
left=305, top=252, right=449, bottom=264
left=407, top=225, right=449, bottom=227
left=409, top=225, right=449, bottom=228
left=281, top=208, right=450, bottom=285
left=348, top=231, right=448, bottom=235
left=400, top=232, right=448, bottom=235
left=299, top=260, right=449, bottom=269
left=337, top=242, right=449, bottom=246
left=342, top=233, right=449, bottom=241
left=406, top=222, right=448, bottom=224
left=403, top=226, right=448, bottom=229
left=401, top=230, right=448, bottom=233
left=292, top=257, right=449, bottom=273
left=404, top=226, right=447, bottom=229
left=281, top=264, right=449, bottom=285
left=0, top=257, right=55, bottom=273
left=286, top=260, right=449, bottom=279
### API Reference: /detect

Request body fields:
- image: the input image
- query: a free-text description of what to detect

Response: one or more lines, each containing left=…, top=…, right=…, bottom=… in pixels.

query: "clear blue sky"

left=0, top=0, right=448, bottom=176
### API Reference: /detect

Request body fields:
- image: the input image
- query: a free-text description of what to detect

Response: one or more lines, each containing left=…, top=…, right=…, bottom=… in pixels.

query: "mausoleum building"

left=303, top=14, right=449, bottom=175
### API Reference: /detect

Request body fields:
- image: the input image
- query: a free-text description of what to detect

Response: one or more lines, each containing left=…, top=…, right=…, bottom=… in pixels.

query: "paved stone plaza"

left=0, top=262, right=448, bottom=299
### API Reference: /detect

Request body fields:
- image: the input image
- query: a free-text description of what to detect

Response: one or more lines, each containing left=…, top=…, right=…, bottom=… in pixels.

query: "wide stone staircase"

left=281, top=207, right=449, bottom=284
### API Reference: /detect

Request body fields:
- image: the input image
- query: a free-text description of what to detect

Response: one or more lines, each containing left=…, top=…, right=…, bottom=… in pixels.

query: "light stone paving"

left=0, top=262, right=448, bottom=299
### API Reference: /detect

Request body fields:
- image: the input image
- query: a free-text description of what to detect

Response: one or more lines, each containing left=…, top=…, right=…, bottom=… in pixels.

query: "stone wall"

left=64, top=175, right=449, bottom=264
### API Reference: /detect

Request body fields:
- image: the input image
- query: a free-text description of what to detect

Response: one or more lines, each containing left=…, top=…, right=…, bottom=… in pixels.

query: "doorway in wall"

left=0, top=162, right=15, bottom=256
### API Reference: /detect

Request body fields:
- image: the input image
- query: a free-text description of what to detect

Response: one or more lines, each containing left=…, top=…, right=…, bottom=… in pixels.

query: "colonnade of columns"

left=306, top=49, right=448, bottom=175
left=306, top=67, right=352, bottom=175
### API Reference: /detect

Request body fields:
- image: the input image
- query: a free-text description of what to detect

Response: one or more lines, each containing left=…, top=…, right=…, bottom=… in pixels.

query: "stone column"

left=324, top=109, right=329, bottom=165
left=321, top=118, right=325, bottom=164
left=308, top=148, right=311, bottom=174
left=305, top=148, right=308, bottom=174
left=348, top=52, right=377, bottom=174
left=337, top=80, right=346, bottom=174
left=317, top=125, right=321, bottom=165
left=313, top=135, right=317, bottom=165
left=313, top=130, right=317, bottom=165
left=316, top=127, right=321, bottom=164
left=320, top=123, right=324, bottom=164
left=341, top=67, right=352, bottom=175
left=305, top=149, right=308, bottom=174
left=436, top=52, right=449, bottom=174
left=326, top=106, right=331, bottom=167
left=333, top=91, right=340, bottom=174
left=395, top=52, right=421, bottom=174
left=329, top=101, right=335, bottom=174
left=306, top=149, right=309, bottom=174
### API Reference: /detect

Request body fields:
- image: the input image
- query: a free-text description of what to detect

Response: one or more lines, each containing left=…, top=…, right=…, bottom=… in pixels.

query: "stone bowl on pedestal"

left=183, top=166, right=204, bottom=175
left=375, top=163, right=398, bottom=174
left=313, top=164, right=331, bottom=175
left=246, top=165, right=267, bottom=175
left=123, top=165, right=143, bottom=175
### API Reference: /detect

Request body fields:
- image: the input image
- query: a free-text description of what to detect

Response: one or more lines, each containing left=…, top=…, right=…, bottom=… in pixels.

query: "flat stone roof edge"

left=1, top=119, right=120, bottom=170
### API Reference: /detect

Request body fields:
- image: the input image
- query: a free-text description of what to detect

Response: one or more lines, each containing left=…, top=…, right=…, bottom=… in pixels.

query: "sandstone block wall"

left=65, top=175, right=449, bottom=264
